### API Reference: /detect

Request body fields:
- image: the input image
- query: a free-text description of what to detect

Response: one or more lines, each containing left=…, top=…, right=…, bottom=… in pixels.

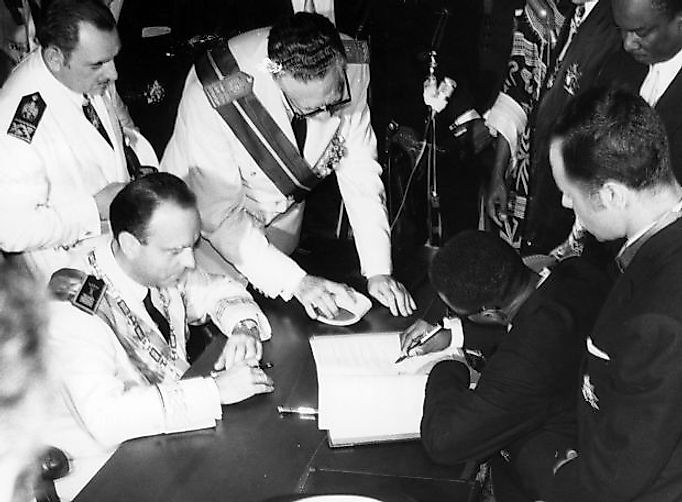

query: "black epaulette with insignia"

left=342, top=39, right=370, bottom=65
left=7, top=92, right=46, bottom=144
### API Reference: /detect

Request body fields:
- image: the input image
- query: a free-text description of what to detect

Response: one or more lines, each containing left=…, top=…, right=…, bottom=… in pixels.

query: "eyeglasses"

left=283, top=71, right=352, bottom=119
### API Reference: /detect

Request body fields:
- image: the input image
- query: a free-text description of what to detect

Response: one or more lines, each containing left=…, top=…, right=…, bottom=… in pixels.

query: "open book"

left=310, top=331, right=461, bottom=447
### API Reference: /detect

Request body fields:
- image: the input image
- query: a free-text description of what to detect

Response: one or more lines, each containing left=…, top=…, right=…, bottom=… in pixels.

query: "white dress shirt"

left=640, top=47, right=682, bottom=106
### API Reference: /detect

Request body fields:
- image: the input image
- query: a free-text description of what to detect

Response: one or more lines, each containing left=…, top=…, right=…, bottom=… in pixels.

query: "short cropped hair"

left=110, top=173, right=197, bottom=243
left=0, top=262, right=48, bottom=489
left=551, top=86, right=674, bottom=192
left=36, top=0, right=116, bottom=59
left=429, top=230, right=528, bottom=314
left=268, top=12, right=346, bottom=81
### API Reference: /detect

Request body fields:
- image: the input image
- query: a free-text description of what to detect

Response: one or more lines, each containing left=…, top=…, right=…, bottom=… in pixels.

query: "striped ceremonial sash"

left=195, top=44, right=320, bottom=201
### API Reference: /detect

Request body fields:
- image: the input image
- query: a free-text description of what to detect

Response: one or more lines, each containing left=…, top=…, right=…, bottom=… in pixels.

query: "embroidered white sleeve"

left=156, top=377, right=222, bottom=434
left=182, top=269, right=273, bottom=340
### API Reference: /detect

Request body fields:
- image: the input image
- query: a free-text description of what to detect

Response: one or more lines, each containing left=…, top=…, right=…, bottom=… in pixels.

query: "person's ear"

left=118, top=231, right=142, bottom=258
left=43, top=46, right=65, bottom=73
left=598, top=181, right=628, bottom=210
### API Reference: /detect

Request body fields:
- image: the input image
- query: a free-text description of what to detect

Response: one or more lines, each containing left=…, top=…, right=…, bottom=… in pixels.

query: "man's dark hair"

left=551, top=86, right=674, bottom=192
left=429, top=230, right=529, bottom=314
left=110, top=173, right=197, bottom=243
left=268, top=12, right=346, bottom=81
left=36, top=0, right=116, bottom=59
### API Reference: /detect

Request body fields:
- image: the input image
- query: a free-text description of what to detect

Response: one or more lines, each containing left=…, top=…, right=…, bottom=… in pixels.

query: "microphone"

left=423, top=76, right=456, bottom=114
left=430, top=7, right=450, bottom=52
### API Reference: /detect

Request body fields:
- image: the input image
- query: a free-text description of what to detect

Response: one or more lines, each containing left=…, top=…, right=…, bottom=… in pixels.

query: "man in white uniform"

left=0, top=0, right=157, bottom=280
left=45, top=173, right=274, bottom=500
left=162, top=13, right=415, bottom=319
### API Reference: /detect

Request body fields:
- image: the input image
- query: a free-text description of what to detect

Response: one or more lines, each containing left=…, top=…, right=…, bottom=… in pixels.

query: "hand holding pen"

left=395, top=323, right=443, bottom=363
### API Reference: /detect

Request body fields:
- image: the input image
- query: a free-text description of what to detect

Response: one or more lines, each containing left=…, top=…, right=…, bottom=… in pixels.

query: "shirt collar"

left=650, top=46, right=682, bottom=78
left=94, top=239, right=148, bottom=304
left=615, top=199, right=682, bottom=272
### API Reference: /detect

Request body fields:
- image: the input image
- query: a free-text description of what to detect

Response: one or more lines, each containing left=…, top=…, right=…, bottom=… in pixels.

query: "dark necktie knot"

left=143, top=289, right=171, bottom=342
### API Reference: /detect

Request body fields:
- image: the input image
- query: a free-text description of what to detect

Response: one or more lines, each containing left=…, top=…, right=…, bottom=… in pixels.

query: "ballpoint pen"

left=394, top=324, right=443, bottom=364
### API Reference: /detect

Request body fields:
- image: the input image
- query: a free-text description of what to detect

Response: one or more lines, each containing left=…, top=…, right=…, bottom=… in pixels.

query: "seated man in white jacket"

left=44, top=173, right=274, bottom=500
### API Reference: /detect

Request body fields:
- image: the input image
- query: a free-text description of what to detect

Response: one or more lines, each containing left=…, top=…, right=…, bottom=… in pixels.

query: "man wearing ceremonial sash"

left=162, top=12, right=415, bottom=320
left=44, top=174, right=274, bottom=500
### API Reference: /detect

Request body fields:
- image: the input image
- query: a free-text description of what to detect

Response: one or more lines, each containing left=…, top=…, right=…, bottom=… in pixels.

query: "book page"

left=310, top=331, right=461, bottom=445
left=319, top=373, right=427, bottom=443
left=310, top=331, right=458, bottom=377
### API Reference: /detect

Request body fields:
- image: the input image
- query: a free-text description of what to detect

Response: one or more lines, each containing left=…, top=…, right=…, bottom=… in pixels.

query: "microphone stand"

left=424, top=8, right=449, bottom=248
left=424, top=52, right=441, bottom=247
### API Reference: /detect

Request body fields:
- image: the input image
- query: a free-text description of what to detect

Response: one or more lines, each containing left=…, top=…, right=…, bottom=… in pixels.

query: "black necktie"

left=82, top=94, right=113, bottom=149
left=143, top=289, right=171, bottom=342
left=291, top=115, right=307, bottom=155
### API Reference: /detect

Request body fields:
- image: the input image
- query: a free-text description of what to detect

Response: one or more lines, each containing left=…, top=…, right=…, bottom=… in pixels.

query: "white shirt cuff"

left=485, top=93, right=527, bottom=157
left=442, top=316, right=465, bottom=351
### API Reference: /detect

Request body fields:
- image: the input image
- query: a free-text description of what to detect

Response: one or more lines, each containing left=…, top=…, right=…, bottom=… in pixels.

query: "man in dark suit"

left=549, top=87, right=682, bottom=502
left=525, top=0, right=682, bottom=257
left=612, top=0, right=682, bottom=181
left=402, top=230, right=611, bottom=501
left=521, top=0, right=632, bottom=255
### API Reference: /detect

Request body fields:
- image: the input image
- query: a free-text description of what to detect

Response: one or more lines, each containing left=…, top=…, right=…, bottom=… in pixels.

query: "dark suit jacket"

left=421, top=257, right=612, bottom=499
left=552, top=217, right=682, bottom=502
left=522, top=0, right=626, bottom=254
left=653, top=72, right=682, bottom=182
left=523, top=41, right=682, bottom=256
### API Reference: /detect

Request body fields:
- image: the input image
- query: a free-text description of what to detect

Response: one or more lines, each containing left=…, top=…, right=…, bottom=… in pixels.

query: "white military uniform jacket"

left=45, top=239, right=271, bottom=500
left=161, top=27, right=391, bottom=300
left=0, top=49, right=157, bottom=280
